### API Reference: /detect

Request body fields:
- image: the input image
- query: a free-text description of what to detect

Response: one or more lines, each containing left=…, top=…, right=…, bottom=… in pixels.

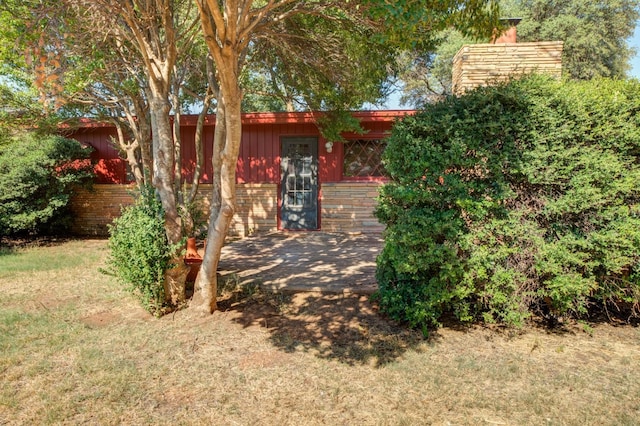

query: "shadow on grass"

left=0, top=235, right=80, bottom=251
left=216, top=281, right=640, bottom=369
left=217, top=281, right=424, bottom=367
left=0, top=246, right=15, bottom=256
left=528, top=300, right=640, bottom=334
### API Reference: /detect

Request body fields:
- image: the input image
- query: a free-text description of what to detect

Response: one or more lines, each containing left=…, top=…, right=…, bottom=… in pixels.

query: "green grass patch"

left=0, top=240, right=103, bottom=278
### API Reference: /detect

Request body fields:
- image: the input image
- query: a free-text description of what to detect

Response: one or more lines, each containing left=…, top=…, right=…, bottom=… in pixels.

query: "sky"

left=630, top=23, right=640, bottom=78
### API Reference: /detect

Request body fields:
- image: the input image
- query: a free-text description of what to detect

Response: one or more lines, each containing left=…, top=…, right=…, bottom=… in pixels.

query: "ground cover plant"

left=0, top=239, right=639, bottom=424
left=375, top=76, right=640, bottom=331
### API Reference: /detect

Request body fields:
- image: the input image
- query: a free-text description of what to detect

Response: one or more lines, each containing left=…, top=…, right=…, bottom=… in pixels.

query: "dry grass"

left=1, top=239, right=639, bottom=425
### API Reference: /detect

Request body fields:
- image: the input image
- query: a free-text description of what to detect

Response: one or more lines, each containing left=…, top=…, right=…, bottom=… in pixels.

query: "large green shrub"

left=104, top=186, right=174, bottom=315
left=0, top=133, right=93, bottom=236
left=375, top=76, right=640, bottom=330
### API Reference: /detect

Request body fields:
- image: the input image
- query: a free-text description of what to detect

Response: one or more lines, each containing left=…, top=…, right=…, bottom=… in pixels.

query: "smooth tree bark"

left=64, top=0, right=205, bottom=305
left=117, top=0, right=190, bottom=304
left=113, top=121, right=144, bottom=186
left=192, top=95, right=227, bottom=312
left=191, top=0, right=256, bottom=313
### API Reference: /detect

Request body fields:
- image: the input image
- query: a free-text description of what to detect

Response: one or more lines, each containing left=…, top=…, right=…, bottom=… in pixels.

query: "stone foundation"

left=70, top=181, right=384, bottom=236
left=320, top=182, right=384, bottom=234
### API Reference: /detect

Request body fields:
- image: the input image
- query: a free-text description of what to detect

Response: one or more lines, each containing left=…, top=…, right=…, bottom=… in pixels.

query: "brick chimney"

left=492, top=18, right=522, bottom=44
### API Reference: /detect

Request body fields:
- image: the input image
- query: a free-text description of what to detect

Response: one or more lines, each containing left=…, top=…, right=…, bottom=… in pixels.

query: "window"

left=342, top=139, right=386, bottom=178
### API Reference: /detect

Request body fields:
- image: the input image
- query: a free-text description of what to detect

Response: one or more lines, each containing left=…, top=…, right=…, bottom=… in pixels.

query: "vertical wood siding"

left=70, top=127, right=126, bottom=184
left=67, top=112, right=406, bottom=185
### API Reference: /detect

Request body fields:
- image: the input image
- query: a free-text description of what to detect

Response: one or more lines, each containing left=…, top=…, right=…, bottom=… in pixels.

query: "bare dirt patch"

left=218, top=288, right=431, bottom=366
left=80, top=311, right=120, bottom=328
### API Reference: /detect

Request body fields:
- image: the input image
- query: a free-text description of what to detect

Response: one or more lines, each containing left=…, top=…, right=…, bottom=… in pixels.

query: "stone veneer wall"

left=452, top=41, right=564, bottom=95
left=228, top=183, right=278, bottom=237
left=70, top=183, right=278, bottom=237
left=320, top=182, right=384, bottom=234
left=70, top=184, right=136, bottom=236
left=70, top=182, right=384, bottom=236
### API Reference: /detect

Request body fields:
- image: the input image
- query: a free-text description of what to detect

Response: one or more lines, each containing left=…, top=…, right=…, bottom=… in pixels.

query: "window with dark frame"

left=342, top=139, right=386, bottom=178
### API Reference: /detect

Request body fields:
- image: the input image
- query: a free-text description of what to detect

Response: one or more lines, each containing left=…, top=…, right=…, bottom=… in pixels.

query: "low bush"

left=375, top=76, right=640, bottom=330
left=103, top=185, right=174, bottom=315
left=0, top=133, right=93, bottom=236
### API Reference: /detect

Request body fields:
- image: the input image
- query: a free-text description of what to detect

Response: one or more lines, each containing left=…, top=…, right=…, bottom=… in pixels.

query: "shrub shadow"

left=218, top=285, right=424, bottom=367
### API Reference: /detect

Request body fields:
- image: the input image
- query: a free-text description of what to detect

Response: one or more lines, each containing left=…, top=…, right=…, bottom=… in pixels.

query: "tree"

left=190, top=0, right=499, bottom=313
left=397, top=28, right=471, bottom=104
left=506, top=0, right=640, bottom=80
left=0, top=1, right=66, bottom=141
left=399, top=0, right=640, bottom=107
left=56, top=0, right=229, bottom=306
left=3, top=0, right=498, bottom=313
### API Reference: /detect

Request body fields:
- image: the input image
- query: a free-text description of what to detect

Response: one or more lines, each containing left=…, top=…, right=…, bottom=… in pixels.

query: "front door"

left=280, top=137, right=318, bottom=230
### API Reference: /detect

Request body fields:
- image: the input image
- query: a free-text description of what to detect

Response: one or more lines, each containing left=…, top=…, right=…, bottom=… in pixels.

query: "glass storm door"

left=280, top=137, right=318, bottom=230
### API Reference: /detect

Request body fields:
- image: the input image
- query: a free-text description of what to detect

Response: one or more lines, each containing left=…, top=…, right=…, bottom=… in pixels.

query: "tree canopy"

left=0, top=1, right=65, bottom=140
left=0, top=0, right=500, bottom=314
left=506, top=0, right=640, bottom=80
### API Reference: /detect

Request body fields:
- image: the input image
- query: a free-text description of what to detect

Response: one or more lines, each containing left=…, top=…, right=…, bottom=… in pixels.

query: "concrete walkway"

left=217, top=232, right=383, bottom=294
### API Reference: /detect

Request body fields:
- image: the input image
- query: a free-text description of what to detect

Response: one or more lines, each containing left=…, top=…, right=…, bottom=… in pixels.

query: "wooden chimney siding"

left=452, top=41, right=564, bottom=95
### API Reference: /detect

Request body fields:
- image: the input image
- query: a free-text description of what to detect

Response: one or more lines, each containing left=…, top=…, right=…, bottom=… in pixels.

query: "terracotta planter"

left=184, top=237, right=203, bottom=283
left=185, top=237, right=202, bottom=260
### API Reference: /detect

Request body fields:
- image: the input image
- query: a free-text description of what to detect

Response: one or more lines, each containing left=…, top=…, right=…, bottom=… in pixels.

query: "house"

left=69, top=22, right=562, bottom=238
left=68, top=110, right=414, bottom=237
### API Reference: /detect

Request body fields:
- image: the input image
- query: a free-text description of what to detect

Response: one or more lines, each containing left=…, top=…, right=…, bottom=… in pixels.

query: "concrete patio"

left=217, top=232, right=383, bottom=294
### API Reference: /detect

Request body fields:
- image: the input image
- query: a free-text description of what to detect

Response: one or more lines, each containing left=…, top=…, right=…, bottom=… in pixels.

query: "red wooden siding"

left=326, top=119, right=394, bottom=182
left=67, top=111, right=412, bottom=185
left=70, top=126, right=127, bottom=184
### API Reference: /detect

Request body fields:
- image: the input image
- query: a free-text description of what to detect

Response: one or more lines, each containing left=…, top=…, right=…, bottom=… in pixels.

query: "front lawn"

left=1, top=239, right=639, bottom=425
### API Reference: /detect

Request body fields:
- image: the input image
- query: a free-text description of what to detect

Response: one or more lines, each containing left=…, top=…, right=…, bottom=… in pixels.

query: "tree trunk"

left=186, top=93, right=210, bottom=205
left=191, top=0, right=251, bottom=313
left=171, top=86, right=184, bottom=206
left=149, top=94, right=186, bottom=305
left=164, top=261, right=190, bottom=307
left=113, top=121, right=144, bottom=187
left=132, top=96, right=153, bottom=184
left=187, top=55, right=216, bottom=206
left=191, top=89, right=243, bottom=314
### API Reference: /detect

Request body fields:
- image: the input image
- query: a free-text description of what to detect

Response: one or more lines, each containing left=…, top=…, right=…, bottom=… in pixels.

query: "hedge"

left=0, top=133, right=93, bottom=236
left=374, top=76, right=640, bottom=330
